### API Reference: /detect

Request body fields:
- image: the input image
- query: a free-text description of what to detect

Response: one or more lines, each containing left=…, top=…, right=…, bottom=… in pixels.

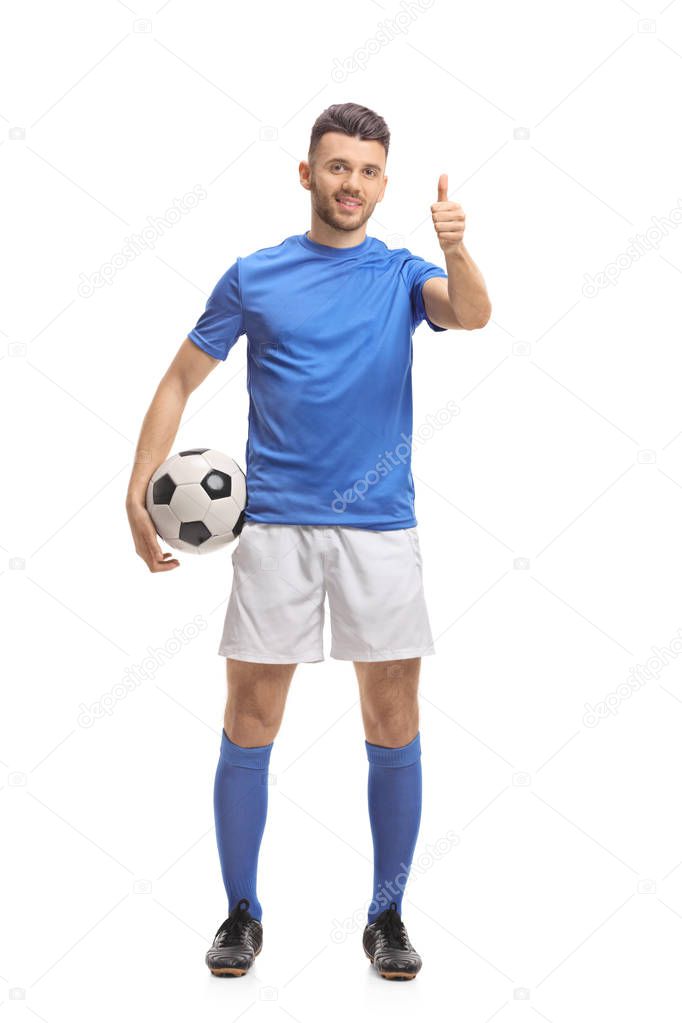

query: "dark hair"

left=308, top=103, right=390, bottom=167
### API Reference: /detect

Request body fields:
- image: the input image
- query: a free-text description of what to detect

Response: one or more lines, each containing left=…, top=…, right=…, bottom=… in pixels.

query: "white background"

left=3, top=0, right=682, bottom=1018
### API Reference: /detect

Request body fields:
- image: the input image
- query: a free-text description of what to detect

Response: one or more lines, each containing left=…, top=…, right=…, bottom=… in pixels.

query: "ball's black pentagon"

left=233, top=509, right=246, bottom=536
left=152, top=473, right=176, bottom=505
left=201, top=469, right=231, bottom=500
left=178, top=448, right=209, bottom=456
left=179, top=521, right=212, bottom=546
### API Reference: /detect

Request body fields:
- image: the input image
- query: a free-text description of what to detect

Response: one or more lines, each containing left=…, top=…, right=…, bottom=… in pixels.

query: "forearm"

left=126, top=378, right=188, bottom=507
left=445, top=243, right=491, bottom=329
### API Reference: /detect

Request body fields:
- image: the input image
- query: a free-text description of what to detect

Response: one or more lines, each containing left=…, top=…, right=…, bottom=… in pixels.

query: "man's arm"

left=426, top=173, right=491, bottom=330
left=422, top=245, right=491, bottom=330
left=125, top=337, right=220, bottom=571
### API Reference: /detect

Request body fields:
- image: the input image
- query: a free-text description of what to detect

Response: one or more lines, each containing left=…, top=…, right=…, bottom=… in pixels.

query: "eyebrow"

left=325, top=157, right=383, bottom=172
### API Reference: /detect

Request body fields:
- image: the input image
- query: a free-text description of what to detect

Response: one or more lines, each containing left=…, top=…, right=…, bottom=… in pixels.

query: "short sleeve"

left=399, top=253, right=448, bottom=333
left=188, top=258, right=245, bottom=361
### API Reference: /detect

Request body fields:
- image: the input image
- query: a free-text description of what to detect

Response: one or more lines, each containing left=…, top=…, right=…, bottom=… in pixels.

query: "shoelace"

left=375, top=902, right=410, bottom=949
left=215, top=898, right=254, bottom=943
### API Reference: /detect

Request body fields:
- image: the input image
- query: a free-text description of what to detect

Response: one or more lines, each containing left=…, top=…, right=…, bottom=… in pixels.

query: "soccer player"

left=126, top=102, right=490, bottom=981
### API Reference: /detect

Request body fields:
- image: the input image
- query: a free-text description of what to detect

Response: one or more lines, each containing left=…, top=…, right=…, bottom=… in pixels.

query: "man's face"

left=301, top=132, right=387, bottom=232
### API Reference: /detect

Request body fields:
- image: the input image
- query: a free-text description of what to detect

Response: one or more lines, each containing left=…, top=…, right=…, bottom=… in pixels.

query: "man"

left=126, top=102, right=490, bottom=981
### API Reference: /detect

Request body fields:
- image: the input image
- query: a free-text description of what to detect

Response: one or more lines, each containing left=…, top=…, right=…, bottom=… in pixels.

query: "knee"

left=362, top=703, right=419, bottom=748
left=224, top=703, right=283, bottom=747
left=364, top=724, right=419, bottom=748
left=225, top=712, right=282, bottom=747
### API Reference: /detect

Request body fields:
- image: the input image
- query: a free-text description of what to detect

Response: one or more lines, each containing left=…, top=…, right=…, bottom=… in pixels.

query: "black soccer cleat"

left=206, top=897, right=263, bottom=977
left=362, top=900, right=422, bottom=980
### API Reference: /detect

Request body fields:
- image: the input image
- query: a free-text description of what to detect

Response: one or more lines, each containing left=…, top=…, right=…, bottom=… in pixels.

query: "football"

left=146, top=448, right=247, bottom=555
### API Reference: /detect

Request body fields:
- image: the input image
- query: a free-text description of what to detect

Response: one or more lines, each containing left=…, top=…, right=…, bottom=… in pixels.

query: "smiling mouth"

left=336, top=197, right=362, bottom=209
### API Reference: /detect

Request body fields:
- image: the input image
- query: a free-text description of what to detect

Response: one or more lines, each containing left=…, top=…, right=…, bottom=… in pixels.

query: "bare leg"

left=224, top=657, right=297, bottom=746
left=353, top=657, right=421, bottom=746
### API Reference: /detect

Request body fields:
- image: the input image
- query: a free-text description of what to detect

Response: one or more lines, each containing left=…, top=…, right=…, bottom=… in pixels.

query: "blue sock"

left=365, top=731, right=422, bottom=924
left=213, top=728, right=273, bottom=923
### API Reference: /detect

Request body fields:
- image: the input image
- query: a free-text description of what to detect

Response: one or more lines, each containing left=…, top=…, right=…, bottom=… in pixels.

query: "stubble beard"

left=309, top=174, right=372, bottom=234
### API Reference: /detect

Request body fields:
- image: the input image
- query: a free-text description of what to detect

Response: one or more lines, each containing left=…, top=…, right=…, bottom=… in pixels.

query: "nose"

left=341, top=170, right=363, bottom=193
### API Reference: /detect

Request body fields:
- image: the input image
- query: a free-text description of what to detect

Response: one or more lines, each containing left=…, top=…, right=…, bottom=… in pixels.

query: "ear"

left=299, top=160, right=311, bottom=191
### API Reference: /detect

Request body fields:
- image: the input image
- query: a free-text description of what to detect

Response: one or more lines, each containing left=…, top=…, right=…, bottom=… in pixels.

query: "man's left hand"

left=431, top=173, right=465, bottom=255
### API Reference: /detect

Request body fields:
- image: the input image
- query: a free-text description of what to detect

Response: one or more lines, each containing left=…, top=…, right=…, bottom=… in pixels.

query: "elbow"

left=465, top=304, right=491, bottom=330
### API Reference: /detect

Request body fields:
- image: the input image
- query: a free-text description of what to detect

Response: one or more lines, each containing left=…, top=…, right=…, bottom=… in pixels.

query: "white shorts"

left=218, top=522, right=436, bottom=663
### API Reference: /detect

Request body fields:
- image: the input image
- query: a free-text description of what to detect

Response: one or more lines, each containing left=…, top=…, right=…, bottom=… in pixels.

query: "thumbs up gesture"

left=431, top=174, right=465, bottom=255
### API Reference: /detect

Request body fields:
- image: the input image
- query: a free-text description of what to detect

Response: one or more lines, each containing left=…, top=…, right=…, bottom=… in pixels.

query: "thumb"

left=437, top=173, right=448, bottom=203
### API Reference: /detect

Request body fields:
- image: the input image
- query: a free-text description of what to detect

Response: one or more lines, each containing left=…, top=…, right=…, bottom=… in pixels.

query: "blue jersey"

left=188, top=232, right=447, bottom=530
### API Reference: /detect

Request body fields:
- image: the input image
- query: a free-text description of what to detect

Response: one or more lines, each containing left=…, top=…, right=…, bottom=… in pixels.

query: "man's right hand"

left=126, top=500, right=180, bottom=572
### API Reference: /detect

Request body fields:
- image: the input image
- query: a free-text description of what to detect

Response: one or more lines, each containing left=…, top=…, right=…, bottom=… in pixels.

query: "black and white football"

left=146, top=448, right=246, bottom=555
